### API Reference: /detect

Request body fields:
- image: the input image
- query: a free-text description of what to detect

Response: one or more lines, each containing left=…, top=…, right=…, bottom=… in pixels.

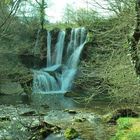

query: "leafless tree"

left=130, top=0, right=140, bottom=75
left=35, top=0, right=48, bottom=29
left=0, top=0, right=21, bottom=37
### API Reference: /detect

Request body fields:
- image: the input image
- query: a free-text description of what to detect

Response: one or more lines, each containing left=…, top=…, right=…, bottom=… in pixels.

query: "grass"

left=111, top=117, right=140, bottom=140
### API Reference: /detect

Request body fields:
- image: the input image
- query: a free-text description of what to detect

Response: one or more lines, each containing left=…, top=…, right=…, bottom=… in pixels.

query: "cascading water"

left=33, top=27, right=87, bottom=94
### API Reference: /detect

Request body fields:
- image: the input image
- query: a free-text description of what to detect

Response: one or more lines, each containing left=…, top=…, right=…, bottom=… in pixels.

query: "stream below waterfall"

left=0, top=93, right=139, bottom=140
left=0, top=94, right=112, bottom=140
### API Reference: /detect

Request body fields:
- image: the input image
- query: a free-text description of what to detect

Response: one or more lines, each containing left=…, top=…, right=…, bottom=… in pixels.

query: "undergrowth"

left=101, top=48, right=140, bottom=104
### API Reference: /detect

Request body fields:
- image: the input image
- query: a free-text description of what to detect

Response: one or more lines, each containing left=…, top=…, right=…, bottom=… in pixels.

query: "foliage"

left=117, top=118, right=133, bottom=130
left=63, top=4, right=99, bottom=27
left=111, top=117, right=140, bottom=140
left=64, top=0, right=140, bottom=105
left=64, top=128, right=79, bottom=140
left=101, top=48, right=140, bottom=103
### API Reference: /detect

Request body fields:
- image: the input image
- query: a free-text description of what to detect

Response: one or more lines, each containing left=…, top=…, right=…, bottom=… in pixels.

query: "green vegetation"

left=101, top=48, right=140, bottom=103
left=0, top=0, right=140, bottom=140
left=111, top=118, right=140, bottom=140
left=64, top=128, right=79, bottom=140
left=117, top=118, right=133, bottom=130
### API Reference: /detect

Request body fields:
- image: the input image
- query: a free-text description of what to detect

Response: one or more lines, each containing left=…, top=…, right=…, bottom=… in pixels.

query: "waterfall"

left=33, top=28, right=87, bottom=94
left=55, top=31, right=65, bottom=65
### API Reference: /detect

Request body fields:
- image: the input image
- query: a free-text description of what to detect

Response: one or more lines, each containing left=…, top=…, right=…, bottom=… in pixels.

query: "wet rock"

left=74, top=118, right=86, bottom=122
left=49, top=28, right=60, bottom=53
left=20, top=110, right=36, bottom=116
left=29, top=120, right=61, bottom=140
left=64, top=109, right=77, bottom=114
left=42, top=65, right=62, bottom=78
left=0, top=116, right=11, bottom=121
left=41, top=104, right=49, bottom=109
left=64, top=128, right=79, bottom=140
left=21, top=93, right=31, bottom=104
left=42, top=65, right=62, bottom=73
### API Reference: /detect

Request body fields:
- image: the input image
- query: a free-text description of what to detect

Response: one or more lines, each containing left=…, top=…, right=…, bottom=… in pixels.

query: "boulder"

left=42, top=64, right=62, bottom=73
left=29, top=120, right=60, bottom=140
left=0, top=81, right=24, bottom=95
left=103, top=108, right=139, bottom=124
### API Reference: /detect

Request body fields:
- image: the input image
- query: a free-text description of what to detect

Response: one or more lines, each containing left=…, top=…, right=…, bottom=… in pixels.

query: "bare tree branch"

left=130, top=0, right=140, bottom=75
left=0, top=0, right=21, bottom=30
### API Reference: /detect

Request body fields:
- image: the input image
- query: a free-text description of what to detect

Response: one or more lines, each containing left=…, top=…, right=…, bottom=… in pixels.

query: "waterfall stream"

left=33, top=28, right=87, bottom=94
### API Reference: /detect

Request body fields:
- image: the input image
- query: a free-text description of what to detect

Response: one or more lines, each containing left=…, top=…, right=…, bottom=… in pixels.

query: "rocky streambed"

left=0, top=94, right=139, bottom=140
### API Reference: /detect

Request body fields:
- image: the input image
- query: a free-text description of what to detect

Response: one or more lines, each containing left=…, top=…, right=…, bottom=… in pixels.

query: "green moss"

left=111, top=130, right=126, bottom=140
left=112, top=131, right=140, bottom=140
left=64, top=128, right=79, bottom=140
left=86, top=32, right=93, bottom=42
left=111, top=118, right=140, bottom=140
left=117, top=118, right=132, bottom=130
left=127, top=132, right=140, bottom=140
left=102, top=113, right=112, bottom=122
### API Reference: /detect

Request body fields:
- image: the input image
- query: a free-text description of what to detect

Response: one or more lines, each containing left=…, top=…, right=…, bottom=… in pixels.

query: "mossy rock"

left=111, top=117, right=140, bottom=140
left=0, top=81, right=24, bottom=94
left=64, top=128, right=79, bottom=140
left=102, top=113, right=113, bottom=123
left=30, top=121, right=60, bottom=140
left=102, top=108, right=139, bottom=124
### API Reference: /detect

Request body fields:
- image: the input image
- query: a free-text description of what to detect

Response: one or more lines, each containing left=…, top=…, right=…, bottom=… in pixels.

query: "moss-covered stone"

left=102, top=108, right=139, bottom=124
left=111, top=117, right=140, bottom=140
left=30, top=121, right=60, bottom=140
left=0, top=81, right=24, bottom=95
left=64, top=128, right=79, bottom=140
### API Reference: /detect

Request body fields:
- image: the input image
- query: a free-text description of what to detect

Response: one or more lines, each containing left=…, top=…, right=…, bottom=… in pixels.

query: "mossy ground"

left=111, top=117, right=140, bottom=140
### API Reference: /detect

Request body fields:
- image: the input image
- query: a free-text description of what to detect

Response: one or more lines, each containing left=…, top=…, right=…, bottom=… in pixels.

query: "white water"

left=55, top=31, right=65, bottom=65
left=33, top=27, right=87, bottom=94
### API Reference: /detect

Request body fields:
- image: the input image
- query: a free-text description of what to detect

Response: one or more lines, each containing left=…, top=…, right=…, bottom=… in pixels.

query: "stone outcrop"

left=0, top=80, right=24, bottom=95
